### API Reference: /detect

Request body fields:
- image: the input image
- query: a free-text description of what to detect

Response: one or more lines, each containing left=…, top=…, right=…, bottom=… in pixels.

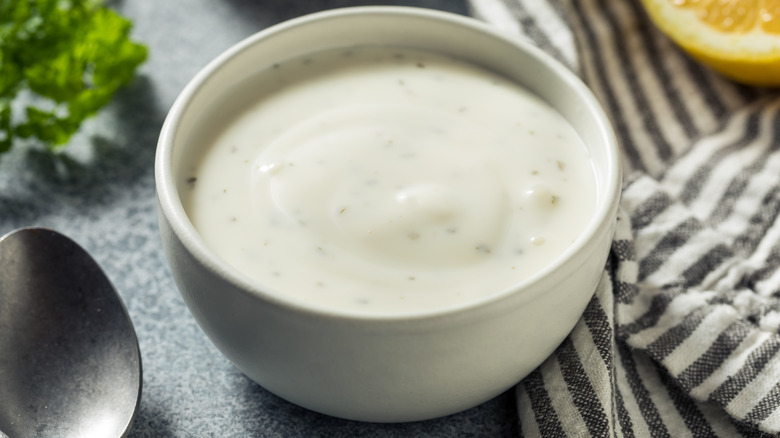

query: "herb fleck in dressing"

left=181, top=47, right=597, bottom=315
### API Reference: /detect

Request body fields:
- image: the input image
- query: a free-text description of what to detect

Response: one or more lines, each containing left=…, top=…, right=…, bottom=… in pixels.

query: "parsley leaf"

left=0, top=0, right=147, bottom=157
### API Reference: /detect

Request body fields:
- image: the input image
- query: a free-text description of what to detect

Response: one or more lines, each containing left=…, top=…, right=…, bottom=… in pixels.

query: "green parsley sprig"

left=0, top=0, right=147, bottom=156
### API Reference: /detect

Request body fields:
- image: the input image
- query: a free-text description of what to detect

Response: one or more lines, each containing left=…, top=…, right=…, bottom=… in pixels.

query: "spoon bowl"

left=0, top=227, right=141, bottom=438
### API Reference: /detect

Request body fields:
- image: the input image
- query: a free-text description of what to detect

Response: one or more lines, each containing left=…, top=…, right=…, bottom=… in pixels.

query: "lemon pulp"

left=641, top=0, right=780, bottom=86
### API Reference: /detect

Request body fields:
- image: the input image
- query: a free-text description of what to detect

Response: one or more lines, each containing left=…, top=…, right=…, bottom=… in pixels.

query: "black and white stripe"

left=469, top=0, right=780, bottom=435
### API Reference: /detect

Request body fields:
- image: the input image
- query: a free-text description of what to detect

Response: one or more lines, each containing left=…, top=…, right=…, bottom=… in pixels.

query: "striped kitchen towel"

left=468, top=0, right=780, bottom=436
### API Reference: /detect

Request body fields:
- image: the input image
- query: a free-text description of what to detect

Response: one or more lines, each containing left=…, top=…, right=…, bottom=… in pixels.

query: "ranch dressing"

left=181, top=47, right=597, bottom=315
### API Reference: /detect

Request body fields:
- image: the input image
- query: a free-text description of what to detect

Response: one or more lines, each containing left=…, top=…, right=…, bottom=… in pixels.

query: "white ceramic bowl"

left=155, top=6, right=621, bottom=423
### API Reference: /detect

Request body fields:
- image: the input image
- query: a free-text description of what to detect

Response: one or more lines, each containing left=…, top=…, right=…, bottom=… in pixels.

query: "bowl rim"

left=155, top=5, right=622, bottom=323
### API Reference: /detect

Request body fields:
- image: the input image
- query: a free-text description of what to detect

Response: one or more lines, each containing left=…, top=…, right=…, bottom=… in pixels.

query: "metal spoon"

left=0, top=227, right=141, bottom=438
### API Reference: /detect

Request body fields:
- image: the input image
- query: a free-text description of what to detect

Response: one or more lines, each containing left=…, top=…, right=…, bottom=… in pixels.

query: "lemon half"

left=640, top=0, right=780, bottom=86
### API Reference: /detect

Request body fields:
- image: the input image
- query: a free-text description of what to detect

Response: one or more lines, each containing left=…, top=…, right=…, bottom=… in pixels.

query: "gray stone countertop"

left=0, top=1, right=519, bottom=436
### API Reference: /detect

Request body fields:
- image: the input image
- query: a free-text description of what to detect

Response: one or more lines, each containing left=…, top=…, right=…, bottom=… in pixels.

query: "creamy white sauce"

left=181, top=47, right=597, bottom=315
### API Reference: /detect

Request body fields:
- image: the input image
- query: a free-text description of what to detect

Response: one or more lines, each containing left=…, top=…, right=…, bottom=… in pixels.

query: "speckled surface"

left=0, top=1, right=519, bottom=436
